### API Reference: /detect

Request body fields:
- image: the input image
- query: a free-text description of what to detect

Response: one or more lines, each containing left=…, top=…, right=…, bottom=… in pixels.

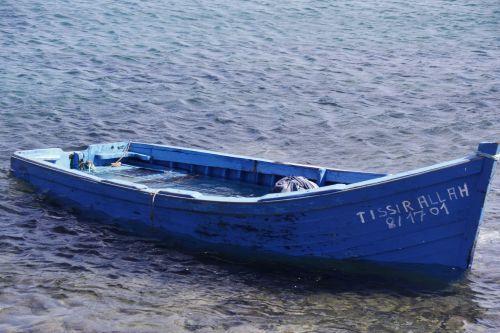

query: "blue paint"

left=10, top=141, right=499, bottom=271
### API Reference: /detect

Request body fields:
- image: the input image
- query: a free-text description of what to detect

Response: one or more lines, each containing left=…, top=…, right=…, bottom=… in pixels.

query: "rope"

left=477, top=151, right=500, bottom=161
left=111, top=141, right=131, bottom=167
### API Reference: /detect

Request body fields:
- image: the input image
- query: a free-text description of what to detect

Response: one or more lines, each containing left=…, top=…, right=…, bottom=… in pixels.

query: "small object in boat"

left=273, top=176, right=318, bottom=193
left=79, top=160, right=96, bottom=172
left=111, top=161, right=122, bottom=167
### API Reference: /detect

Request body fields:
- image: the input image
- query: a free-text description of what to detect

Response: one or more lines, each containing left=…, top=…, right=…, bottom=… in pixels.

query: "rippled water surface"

left=1, top=0, right=499, bottom=332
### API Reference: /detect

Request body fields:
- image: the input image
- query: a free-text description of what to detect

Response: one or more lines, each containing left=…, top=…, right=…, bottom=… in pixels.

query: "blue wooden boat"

left=10, top=141, right=499, bottom=272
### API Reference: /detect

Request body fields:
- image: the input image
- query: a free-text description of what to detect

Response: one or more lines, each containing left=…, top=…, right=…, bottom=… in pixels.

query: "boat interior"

left=17, top=142, right=387, bottom=197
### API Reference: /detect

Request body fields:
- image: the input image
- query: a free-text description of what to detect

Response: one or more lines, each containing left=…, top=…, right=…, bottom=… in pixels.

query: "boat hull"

left=10, top=142, right=499, bottom=272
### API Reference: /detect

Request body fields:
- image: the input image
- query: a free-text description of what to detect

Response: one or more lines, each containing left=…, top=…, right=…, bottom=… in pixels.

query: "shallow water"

left=1, top=0, right=499, bottom=332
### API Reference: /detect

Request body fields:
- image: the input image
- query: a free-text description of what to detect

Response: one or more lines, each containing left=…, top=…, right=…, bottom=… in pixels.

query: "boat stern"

left=465, top=142, right=500, bottom=268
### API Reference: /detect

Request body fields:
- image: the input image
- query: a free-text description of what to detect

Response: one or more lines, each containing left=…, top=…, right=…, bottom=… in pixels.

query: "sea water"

left=0, top=0, right=499, bottom=331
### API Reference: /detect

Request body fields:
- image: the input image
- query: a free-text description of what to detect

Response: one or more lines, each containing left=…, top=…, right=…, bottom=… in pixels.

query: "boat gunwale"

left=128, top=141, right=383, bottom=175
